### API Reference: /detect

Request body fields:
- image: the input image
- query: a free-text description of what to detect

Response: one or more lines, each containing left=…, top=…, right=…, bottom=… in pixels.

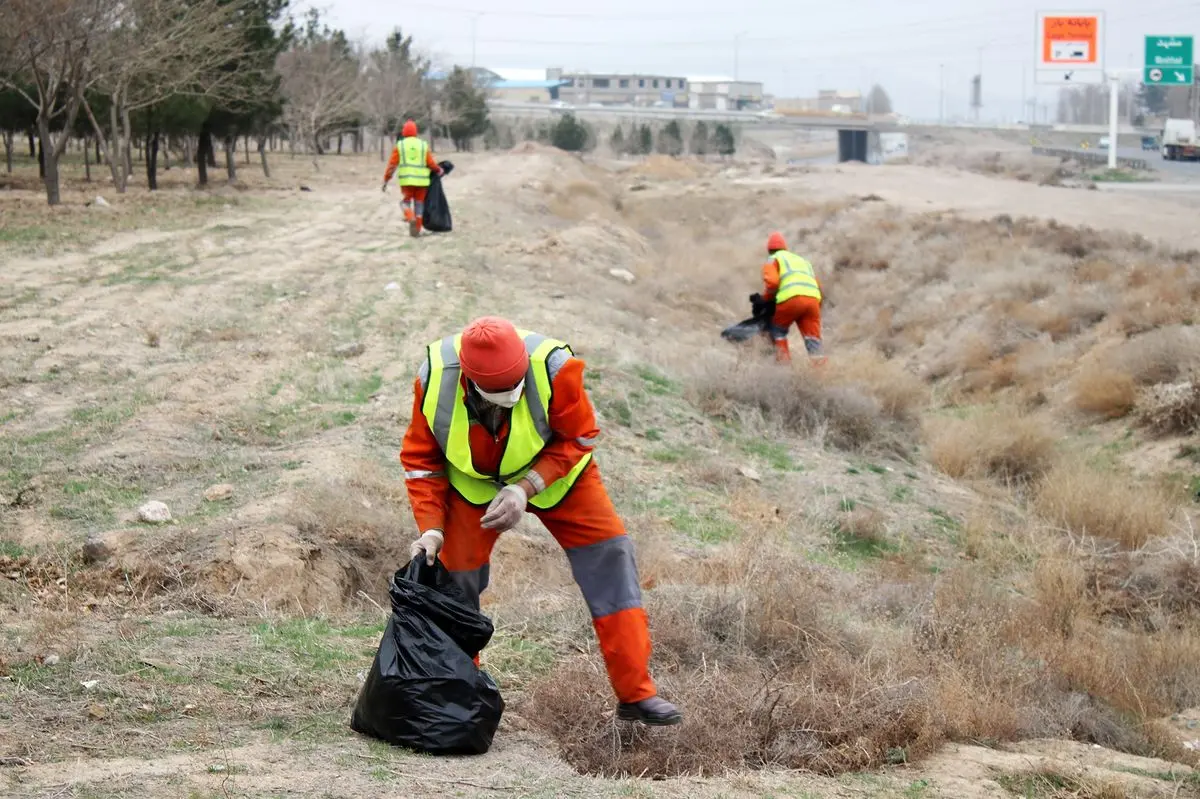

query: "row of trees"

left=498, top=114, right=739, bottom=157
left=0, top=0, right=491, bottom=205
left=1057, top=75, right=1199, bottom=126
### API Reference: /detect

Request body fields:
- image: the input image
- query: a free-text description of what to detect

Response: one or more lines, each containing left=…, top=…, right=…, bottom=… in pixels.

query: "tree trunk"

left=147, top=131, right=160, bottom=190
left=83, top=135, right=91, bottom=181
left=163, top=139, right=171, bottom=170
left=121, top=107, right=134, bottom=180
left=97, top=101, right=128, bottom=193
left=224, top=135, right=237, bottom=183
left=95, top=137, right=101, bottom=164
left=243, top=135, right=251, bottom=164
left=380, top=133, right=386, bottom=161
left=183, top=137, right=192, bottom=172
left=27, top=129, right=36, bottom=158
left=37, top=136, right=44, bottom=178
left=337, top=133, right=343, bottom=154
left=257, top=135, right=271, bottom=178
left=36, top=116, right=61, bottom=206
left=3, top=130, right=12, bottom=174
left=197, top=122, right=213, bottom=186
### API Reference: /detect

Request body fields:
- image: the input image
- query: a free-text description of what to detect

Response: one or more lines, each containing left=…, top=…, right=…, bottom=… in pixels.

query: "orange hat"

left=459, top=317, right=529, bottom=391
left=402, top=119, right=418, bottom=137
left=766, top=231, right=787, bottom=252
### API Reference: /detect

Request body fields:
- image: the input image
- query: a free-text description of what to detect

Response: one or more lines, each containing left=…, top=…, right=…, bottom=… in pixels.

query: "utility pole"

left=734, top=31, right=748, bottom=81
left=974, top=46, right=983, bottom=121
left=470, top=13, right=482, bottom=68
left=1021, top=64, right=1027, bottom=123
left=939, top=63, right=945, bottom=124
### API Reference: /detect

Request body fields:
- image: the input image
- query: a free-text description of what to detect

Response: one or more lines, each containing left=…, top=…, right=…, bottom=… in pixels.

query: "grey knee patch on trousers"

left=770, top=324, right=789, bottom=342
left=804, top=336, right=822, bottom=355
left=564, top=535, right=643, bottom=619
left=447, top=563, right=490, bottom=610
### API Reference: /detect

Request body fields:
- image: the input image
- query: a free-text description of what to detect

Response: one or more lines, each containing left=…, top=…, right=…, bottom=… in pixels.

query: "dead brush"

left=1137, top=377, right=1200, bottom=436
left=686, top=355, right=913, bottom=453
left=1071, top=363, right=1137, bottom=419
left=926, top=408, right=1057, bottom=484
left=1035, top=464, right=1172, bottom=550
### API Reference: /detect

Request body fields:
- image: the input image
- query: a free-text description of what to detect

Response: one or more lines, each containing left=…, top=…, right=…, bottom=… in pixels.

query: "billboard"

left=1035, top=11, right=1105, bottom=84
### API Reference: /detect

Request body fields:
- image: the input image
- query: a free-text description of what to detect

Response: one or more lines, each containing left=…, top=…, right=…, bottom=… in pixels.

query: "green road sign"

left=1144, top=35, right=1194, bottom=85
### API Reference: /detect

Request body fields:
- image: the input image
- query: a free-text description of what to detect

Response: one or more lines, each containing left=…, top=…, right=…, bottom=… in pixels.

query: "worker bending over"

left=382, top=119, right=443, bottom=238
left=760, top=231, right=823, bottom=363
left=400, top=317, right=683, bottom=727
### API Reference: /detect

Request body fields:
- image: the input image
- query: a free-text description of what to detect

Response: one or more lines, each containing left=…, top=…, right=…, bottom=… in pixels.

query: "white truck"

left=1161, top=118, right=1199, bottom=161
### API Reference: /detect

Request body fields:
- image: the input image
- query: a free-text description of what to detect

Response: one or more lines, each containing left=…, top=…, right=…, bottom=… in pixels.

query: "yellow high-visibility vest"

left=774, top=250, right=822, bottom=303
left=421, top=330, right=592, bottom=508
left=395, top=137, right=431, bottom=187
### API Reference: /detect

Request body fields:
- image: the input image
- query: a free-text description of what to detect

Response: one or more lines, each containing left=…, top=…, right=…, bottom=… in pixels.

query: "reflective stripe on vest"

left=395, top=137, right=431, bottom=187
left=774, top=250, right=822, bottom=303
left=421, top=330, right=593, bottom=509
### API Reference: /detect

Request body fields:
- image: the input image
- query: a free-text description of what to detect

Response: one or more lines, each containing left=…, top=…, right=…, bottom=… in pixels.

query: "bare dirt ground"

left=3, top=140, right=1200, bottom=798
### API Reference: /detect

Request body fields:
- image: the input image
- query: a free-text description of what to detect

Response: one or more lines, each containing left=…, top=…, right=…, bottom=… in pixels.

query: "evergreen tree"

left=609, top=125, right=626, bottom=154
left=551, top=113, right=589, bottom=152
left=689, top=120, right=710, bottom=156
left=711, top=123, right=736, bottom=156
left=656, top=120, right=683, bottom=156
left=442, top=66, right=489, bottom=151
left=635, top=123, right=653, bottom=155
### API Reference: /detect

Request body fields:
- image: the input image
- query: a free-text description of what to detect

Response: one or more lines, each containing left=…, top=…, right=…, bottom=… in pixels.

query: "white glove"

left=409, top=529, right=444, bottom=566
left=480, top=484, right=527, bottom=532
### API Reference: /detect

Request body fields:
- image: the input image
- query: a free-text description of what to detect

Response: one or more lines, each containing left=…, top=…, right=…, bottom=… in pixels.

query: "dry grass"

left=687, top=356, right=913, bottom=452
left=1072, top=364, right=1138, bottom=418
left=927, top=409, right=1057, bottom=484
left=1035, top=465, right=1173, bottom=550
left=1137, top=378, right=1200, bottom=436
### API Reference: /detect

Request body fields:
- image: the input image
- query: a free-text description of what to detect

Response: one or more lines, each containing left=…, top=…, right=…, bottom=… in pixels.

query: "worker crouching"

left=400, top=316, right=683, bottom=727
left=760, top=231, right=824, bottom=364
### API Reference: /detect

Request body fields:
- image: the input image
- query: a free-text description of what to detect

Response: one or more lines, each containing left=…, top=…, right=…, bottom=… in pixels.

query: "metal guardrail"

left=488, top=101, right=882, bottom=129
left=1032, top=146, right=1149, bottom=170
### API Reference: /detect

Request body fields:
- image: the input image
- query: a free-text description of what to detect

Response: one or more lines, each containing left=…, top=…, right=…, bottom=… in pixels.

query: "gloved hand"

left=380, top=183, right=387, bottom=193
left=480, top=484, right=527, bottom=532
left=749, top=292, right=763, bottom=304
left=409, top=529, right=444, bottom=566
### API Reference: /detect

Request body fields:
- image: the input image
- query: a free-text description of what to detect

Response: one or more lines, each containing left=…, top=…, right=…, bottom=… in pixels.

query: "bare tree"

left=361, top=30, right=430, bottom=161
left=80, top=0, right=252, bottom=194
left=276, top=37, right=363, bottom=169
left=0, top=0, right=112, bottom=205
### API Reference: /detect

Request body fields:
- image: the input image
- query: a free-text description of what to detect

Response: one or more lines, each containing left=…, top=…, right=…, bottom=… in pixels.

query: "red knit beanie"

left=459, top=317, right=528, bottom=391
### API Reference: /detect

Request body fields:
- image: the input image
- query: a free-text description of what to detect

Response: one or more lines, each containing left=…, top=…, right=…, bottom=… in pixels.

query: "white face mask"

left=476, top=378, right=525, bottom=408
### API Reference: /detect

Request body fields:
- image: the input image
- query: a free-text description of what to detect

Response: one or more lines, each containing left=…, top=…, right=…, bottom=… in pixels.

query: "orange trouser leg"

left=438, top=494, right=498, bottom=610
left=773, top=296, right=823, bottom=358
left=534, top=465, right=657, bottom=704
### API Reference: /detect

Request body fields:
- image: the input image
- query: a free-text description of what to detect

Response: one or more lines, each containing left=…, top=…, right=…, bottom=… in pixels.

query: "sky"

left=302, top=0, right=1199, bottom=122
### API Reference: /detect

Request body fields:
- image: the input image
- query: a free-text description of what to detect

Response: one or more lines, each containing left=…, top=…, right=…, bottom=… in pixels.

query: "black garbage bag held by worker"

left=350, top=554, right=503, bottom=755
left=422, top=160, right=455, bottom=233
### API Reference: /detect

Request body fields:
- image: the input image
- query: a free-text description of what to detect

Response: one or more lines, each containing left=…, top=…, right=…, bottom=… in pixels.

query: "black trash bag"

left=721, top=292, right=775, bottom=343
left=350, top=555, right=504, bottom=755
left=422, top=160, right=454, bottom=233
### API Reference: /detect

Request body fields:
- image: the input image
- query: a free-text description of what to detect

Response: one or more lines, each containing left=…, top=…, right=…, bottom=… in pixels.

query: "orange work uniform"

left=400, top=354, right=657, bottom=704
left=762, top=256, right=823, bottom=362
left=382, top=144, right=442, bottom=212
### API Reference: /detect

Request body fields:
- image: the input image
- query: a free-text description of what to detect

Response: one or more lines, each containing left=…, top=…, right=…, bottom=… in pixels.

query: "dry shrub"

left=927, top=409, right=1056, bottom=484
left=1035, top=465, right=1172, bottom=550
left=687, top=356, right=910, bottom=451
left=1072, top=364, right=1137, bottom=418
left=527, top=553, right=944, bottom=777
left=1112, top=326, right=1200, bottom=386
left=1137, top=378, right=1200, bottom=436
left=821, top=351, right=929, bottom=422
left=1033, top=557, right=1092, bottom=639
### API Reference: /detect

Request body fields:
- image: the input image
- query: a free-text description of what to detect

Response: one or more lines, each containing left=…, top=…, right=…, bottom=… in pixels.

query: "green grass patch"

left=253, top=618, right=360, bottom=672
left=485, top=630, right=558, bottom=690
left=599, top=396, right=633, bottom=427
left=928, top=507, right=962, bottom=534
left=995, top=769, right=1103, bottom=797
left=0, top=539, right=28, bottom=558
left=632, top=364, right=678, bottom=395
left=49, top=476, right=144, bottom=526
left=641, top=496, right=737, bottom=544
left=1090, top=168, right=1154, bottom=183
left=832, top=526, right=897, bottom=560
left=741, top=437, right=796, bottom=471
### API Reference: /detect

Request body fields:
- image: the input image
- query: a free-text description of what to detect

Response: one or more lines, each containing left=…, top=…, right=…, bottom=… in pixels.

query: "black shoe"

left=617, top=696, right=682, bottom=726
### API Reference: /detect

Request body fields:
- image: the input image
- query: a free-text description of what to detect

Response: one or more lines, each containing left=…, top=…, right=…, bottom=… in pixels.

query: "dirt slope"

left=3, top=148, right=1199, bottom=798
